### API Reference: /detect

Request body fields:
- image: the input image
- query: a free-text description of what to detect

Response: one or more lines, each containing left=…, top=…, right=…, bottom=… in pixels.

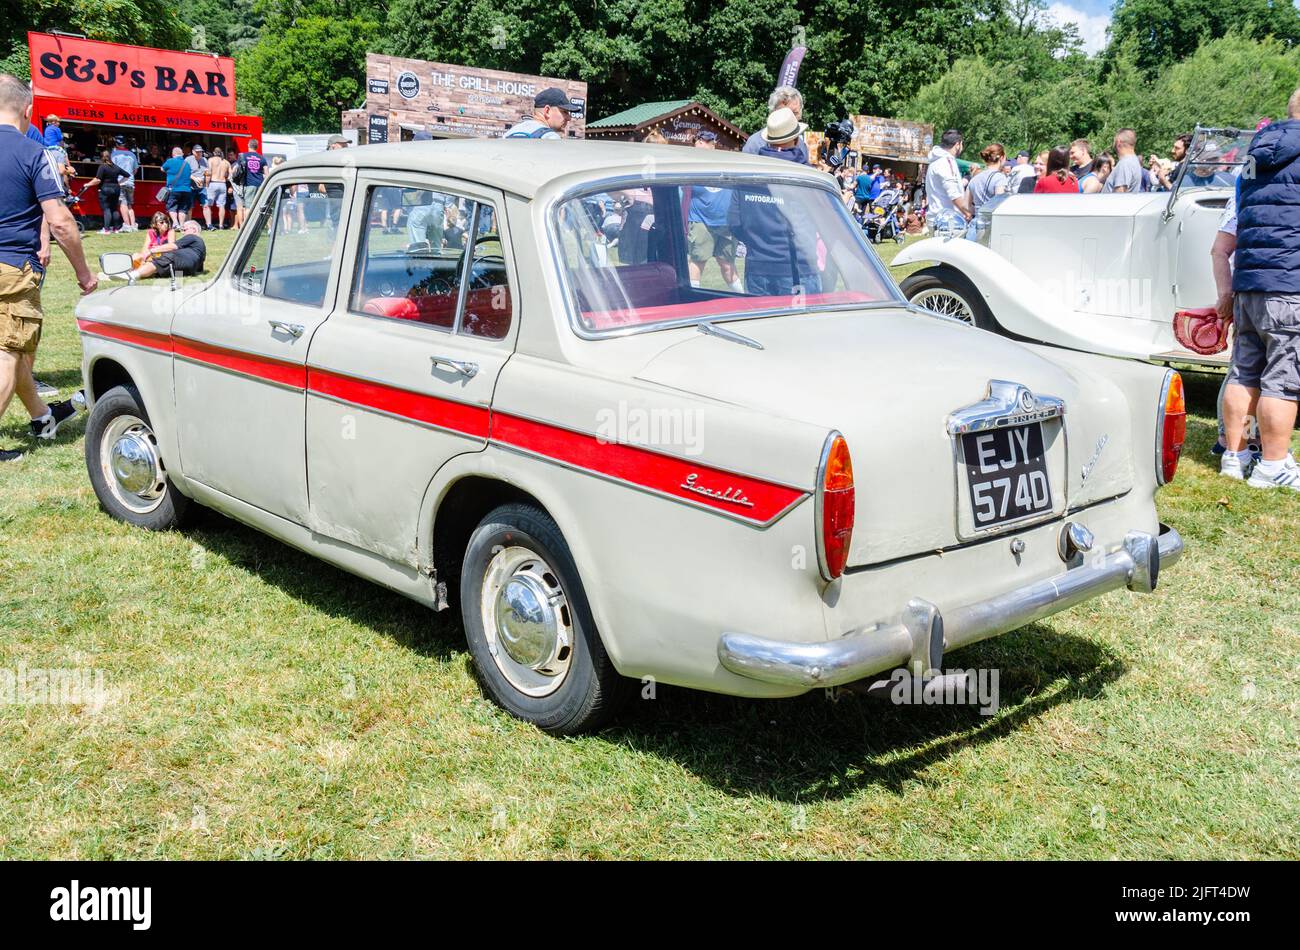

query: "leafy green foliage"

left=236, top=15, right=380, bottom=132
left=1108, top=0, right=1300, bottom=75
left=1, top=0, right=192, bottom=81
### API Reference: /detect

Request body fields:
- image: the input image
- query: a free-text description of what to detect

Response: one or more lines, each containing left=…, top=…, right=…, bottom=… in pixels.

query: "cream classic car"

left=896, top=127, right=1247, bottom=366
left=77, top=140, right=1185, bottom=734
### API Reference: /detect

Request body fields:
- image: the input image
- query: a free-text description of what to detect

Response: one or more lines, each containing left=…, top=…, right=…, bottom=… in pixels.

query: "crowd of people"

left=23, top=110, right=286, bottom=236
left=922, top=127, right=1238, bottom=235
left=3, top=71, right=1297, bottom=487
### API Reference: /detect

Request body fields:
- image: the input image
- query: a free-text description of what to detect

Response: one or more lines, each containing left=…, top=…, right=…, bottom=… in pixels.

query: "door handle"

left=268, top=319, right=304, bottom=338
left=430, top=355, right=479, bottom=379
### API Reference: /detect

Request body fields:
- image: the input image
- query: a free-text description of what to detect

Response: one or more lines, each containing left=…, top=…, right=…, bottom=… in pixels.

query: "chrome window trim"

left=542, top=171, right=909, bottom=342
left=345, top=180, right=513, bottom=340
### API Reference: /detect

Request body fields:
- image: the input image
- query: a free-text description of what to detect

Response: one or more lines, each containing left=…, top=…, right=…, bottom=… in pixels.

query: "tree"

left=1, top=0, right=192, bottom=81
left=1108, top=0, right=1300, bottom=75
left=1147, top=32, right=1300, bottom=143
left=237, top=15, right=379, bottom=132
left=180, top=0, right=265, bottom=56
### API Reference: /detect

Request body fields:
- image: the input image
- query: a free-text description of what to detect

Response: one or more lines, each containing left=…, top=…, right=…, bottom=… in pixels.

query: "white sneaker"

left=1220, top=453, right=1248, bottom=480
left=1246, top=455, right=1300, bottom=491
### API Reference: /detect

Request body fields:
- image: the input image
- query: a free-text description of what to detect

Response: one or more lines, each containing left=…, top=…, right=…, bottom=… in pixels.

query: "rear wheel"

left=85, top=385, right=194, bottom=530
left=901, top=265, right=998, bottom=331
left=459, top=503, right=631, bottom=735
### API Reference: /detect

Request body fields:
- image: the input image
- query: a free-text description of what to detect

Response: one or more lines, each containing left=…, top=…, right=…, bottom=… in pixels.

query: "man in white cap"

left=505, top=88, right=574, bottom=140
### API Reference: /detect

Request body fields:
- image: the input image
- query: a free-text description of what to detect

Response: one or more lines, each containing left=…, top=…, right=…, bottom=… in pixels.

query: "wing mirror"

left=99, top=252, right=134, bottom=276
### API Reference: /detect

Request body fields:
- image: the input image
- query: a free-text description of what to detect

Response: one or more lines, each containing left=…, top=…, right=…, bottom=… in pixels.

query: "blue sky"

left=1042, top=0, right=1115, bottom=55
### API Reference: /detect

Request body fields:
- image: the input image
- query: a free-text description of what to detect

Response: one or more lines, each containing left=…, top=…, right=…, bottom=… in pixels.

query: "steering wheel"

left=469, top=233, right=505, bottom=289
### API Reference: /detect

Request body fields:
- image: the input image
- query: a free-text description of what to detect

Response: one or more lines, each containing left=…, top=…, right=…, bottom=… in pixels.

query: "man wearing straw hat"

left=728, top=107, right=821, bottom=297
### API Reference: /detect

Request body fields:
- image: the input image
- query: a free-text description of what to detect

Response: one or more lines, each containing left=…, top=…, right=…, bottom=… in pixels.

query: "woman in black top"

left=87, top=150, right=130, bottom=233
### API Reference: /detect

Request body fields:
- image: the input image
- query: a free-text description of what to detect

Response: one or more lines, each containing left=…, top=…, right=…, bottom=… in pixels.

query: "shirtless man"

left=203, top=147, right=232, bottom=231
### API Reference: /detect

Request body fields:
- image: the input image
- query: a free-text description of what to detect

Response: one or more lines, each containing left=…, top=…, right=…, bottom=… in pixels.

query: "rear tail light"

left=1156, top=370, right=1186, bottom=485
left=816, top=433, right=855, bottom=580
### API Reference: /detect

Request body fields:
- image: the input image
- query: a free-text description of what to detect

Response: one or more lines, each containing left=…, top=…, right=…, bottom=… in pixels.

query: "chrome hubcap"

left=100, top=415, right=166, bottom=514
left=481, top=546, right=573, bottom=697
left=911, top=288, right=975, bottom=325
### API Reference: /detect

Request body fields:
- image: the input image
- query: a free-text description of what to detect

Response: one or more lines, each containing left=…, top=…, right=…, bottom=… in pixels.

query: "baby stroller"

left=863, top=186, right=906, bottom=244
left=65, top=185, right=92, bottom=233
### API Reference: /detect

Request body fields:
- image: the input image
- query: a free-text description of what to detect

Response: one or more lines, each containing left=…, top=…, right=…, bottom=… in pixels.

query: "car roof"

left=278, top=138, right=829, bottom=199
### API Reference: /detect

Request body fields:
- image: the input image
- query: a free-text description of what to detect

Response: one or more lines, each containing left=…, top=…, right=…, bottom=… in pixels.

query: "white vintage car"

left=896, top=127, right=1247, bottom=367
left=77, top=140, right=1186, bottom=734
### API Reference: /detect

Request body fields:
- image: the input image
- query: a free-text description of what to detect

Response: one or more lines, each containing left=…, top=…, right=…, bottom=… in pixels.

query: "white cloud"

left=1044, top=2, right=1112, bottom=56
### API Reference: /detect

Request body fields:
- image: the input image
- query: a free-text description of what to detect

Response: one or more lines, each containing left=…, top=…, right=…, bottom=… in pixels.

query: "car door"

left=172, top=171, right=352, bottom=523
left=304, top=174, right=518, bottom=563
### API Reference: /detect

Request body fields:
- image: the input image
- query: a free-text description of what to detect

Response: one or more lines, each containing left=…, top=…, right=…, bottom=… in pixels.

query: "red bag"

left=1173, top=307, right=1231, bottom=355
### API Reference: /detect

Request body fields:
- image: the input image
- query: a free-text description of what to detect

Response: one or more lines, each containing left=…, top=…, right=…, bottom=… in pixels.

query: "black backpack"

left=230, top=156, right=246, bottom=186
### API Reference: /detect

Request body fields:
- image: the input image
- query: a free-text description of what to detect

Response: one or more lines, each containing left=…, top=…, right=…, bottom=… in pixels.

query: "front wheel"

left=85, top=385, right=194, bottom=530
left=460, top=503, right=631, bottom=735
left=900, top=265, right=998, bottom=331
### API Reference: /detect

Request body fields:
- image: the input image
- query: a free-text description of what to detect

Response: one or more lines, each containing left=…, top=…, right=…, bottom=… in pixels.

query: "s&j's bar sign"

left=28, top=32, right=237, bottom=114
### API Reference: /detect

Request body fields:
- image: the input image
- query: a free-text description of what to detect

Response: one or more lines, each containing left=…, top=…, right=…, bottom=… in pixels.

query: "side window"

left=350, top=186, right=512, bottom=339
left=234, top=182, right=344, bottom=307
left=234, top=191, right=276, bottom=294
left=461, top=201, right=512, bottom=340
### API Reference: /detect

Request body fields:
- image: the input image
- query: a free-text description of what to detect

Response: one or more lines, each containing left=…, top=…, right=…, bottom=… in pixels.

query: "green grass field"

left=1, top=229, right=1296, bottom=859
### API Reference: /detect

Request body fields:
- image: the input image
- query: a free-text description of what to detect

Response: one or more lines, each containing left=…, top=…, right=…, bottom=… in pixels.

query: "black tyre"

left=85, top=384, right=195, bottom=530
left=900, top=265, right=998, bottom=331
left=460, top=503, right=631, bottom=735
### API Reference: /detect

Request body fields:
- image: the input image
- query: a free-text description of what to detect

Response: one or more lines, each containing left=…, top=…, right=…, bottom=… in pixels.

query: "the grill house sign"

left=28, top=32, right=237, bottom=113
left=363, top=53, right=587, bottom=140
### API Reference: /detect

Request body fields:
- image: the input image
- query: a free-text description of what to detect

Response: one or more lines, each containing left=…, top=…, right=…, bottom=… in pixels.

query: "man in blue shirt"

left=161, top=146, right=192, bottom=226
left=0, top=75, right=96, bottom=461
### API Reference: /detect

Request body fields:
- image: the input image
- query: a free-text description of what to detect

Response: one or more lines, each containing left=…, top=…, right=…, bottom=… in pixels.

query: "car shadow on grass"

left=184, top=511, right=459, bottom=662
left=181, top=509, right=1125, bottom=801
left=602, top=629, right=1125, bottom=802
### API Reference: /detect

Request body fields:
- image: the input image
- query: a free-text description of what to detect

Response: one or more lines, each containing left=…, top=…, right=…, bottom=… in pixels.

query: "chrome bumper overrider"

left=718, top=524, right=1184, bottom=689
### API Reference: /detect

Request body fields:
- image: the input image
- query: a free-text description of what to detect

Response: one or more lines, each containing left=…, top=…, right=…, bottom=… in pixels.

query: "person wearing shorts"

left=233, top=141, right=266, bottom=229
left=0, top=73, right=96, bottom=462
left=1221, top=92, right=1300, bottom=491
left=160, top=146, right=192, bottom=226
left=111, top=137, right=138, bottom=230
left=203, top=146, right=231, bottom=231
left=686, top=136, right=744, bottom=292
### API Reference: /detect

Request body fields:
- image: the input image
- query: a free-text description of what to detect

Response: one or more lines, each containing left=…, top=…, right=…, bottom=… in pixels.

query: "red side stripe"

left=491, top=412, right=805, bottom=524
left=78, top=321, right=806, bottom=524
left=77, top=319, right=172, bottom=353
left=173, top=336, right=307, bottom=389
left=307, top=368, right=491, bottom=438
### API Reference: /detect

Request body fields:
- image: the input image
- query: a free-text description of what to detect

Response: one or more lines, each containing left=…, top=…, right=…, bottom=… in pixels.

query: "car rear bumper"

left=717, top=523, right=1183, bottom=689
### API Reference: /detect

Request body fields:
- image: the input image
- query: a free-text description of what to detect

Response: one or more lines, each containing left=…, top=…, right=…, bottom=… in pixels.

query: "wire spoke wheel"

left=910, top=287, right=976, bottom=325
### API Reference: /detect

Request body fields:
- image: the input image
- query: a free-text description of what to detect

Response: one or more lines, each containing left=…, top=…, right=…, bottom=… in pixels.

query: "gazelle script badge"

left=680, top=473, right=755, bottom=508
